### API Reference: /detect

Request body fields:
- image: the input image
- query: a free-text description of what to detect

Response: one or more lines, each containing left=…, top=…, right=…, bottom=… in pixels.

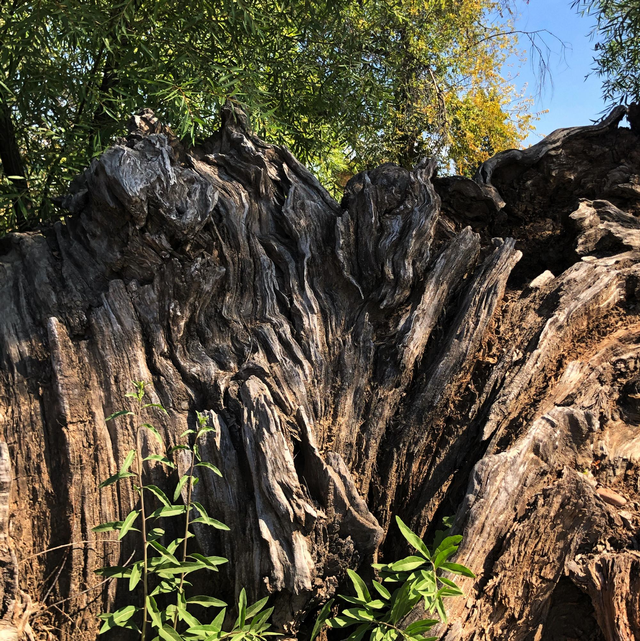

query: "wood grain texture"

left=1, top=103, right=640, bottom=639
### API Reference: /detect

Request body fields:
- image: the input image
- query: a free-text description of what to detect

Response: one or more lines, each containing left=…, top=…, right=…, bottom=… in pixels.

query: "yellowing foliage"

left=0, top=0, right=535, bottom=232
left=308, top=0, right=536, bottom=180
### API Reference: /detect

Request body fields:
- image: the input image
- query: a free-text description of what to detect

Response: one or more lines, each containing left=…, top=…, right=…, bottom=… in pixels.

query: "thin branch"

left=19, top=539, right=121, bottom=565
left=468, top=27, right=569, bottom=98
left=30, top=551, right=135, bottom=620
left=41, top=550, right=70, bottom=604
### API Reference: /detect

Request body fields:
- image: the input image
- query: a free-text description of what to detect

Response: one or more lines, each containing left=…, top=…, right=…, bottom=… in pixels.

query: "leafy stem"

left=376, top=620, right=413, bottom=641
left=173, top=431, right=197, bottom=630
left=134, top=393, right=150, bottom=641
left=96, top=383, right=472, bottom=641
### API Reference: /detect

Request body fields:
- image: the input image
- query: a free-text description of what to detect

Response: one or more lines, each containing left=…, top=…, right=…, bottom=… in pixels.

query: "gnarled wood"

left=1, top=104, right=640, bottom=639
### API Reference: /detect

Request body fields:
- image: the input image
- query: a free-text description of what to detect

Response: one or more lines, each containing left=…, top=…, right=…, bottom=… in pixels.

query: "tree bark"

left=1, top=103, right=640, bottom=640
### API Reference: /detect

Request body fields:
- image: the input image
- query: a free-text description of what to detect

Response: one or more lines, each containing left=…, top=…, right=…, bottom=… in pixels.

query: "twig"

left=50, top=604, right=73, bottom=625
left=19, top=539, right=121, bottom=565
left=30, top=551, right=135, bottom=620
left=41, top=549, right=69, bottom=603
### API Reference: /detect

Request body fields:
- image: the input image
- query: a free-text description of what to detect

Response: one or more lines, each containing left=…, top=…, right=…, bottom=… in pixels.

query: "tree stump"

left=0, top=103, right=639, bottom=639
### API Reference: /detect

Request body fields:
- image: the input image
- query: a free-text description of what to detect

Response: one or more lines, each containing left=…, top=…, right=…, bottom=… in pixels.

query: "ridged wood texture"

left=0, top=104, right=639, bottom=639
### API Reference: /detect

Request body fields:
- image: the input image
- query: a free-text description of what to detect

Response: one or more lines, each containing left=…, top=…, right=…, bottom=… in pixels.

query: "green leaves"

left=433, top=535, right=463, bottom=555
left=189, top=553, right=228, bottom=570
left=129, top=561, right=143, bottom=590
left=144, top=454, right=176, bottom=468
left=149, top=540, right=179, bottom=564
left=187, top=596, right=227, bottom=608
left=326, top=615, right=358, bottom=629
left=142, top=403, right=168, bottom=414
left=94, top=383, right=474, bottom=641
left=371, top=581, right=391, bottom=600
left=574, top=0, right=640, bottom=105
left=119, top=449, right=136, bottom=474
left=147, top=595, right=163, bottom=629
left=318, top=518, right=475, bottom=641
left=118, top=509, right=140, bottom=540
left=310, top=599, right=334, bottom=641
left=405, top=620, right=439, bottom=635
left=173, top=474, right=191, bottom=501
left=196, top=461, right=223, bottom=476
left=342, top=608, right=375, bottom=622
left=245, top=596, right=269, bottom=620
left=158, top=624, right=183, bottom=641
left=439, top=562, right=476, bottom=578
left=145, top=484, right=172, bottom=507
left=211, top=588, right=277, bottom=640
left=148, top=505, right=189, bottom=519
left=95, top=565, right=133, bottom=579
left=95, top=383, right=234, bottom=639
left=92, top=520, right=123, bottom=533
left=105, top=410, right=134, bottom=422
left=143, top=423, right=164, bottom=447
left=347, top=568, right=371, bottom=602
left=99, top=471, right=135, bottom=489
left=191, top=502, right=230, bottom=530
left=396, top=516, right=430, bottom=559
left=389, top=556, right=427, bottom=572
left=98, top=605, right=139, bottom=634
left=237, top=588, right=247, bottom=628
left=432, top=536, right=463, bottom=570
left=126, top=381, right=146, bottom=402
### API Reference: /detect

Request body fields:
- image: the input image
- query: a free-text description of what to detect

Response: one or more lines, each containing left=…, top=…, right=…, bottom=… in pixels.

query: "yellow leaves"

left=446, top=84, right=538, bottom=176
left=359, top=0, right=533, bottom=172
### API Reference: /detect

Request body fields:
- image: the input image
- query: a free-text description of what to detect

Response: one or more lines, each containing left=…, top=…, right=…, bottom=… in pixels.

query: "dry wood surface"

left=0, top=104, right=639, bottom=640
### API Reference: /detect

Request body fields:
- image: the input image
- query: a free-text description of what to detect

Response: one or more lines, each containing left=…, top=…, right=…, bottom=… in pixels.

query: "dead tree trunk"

left=1, top=103, right=639, bottom=640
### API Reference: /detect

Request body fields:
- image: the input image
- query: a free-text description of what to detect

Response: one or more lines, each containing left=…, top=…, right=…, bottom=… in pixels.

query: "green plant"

left=95, top=382, right=473, bottom=641
left=573, top=0, right=640, bottom=104
left=94, top=381, right=275, bottom=641
left=0, top=0, right=536, bottom=233
left=311, top=517, right=474, bottom=641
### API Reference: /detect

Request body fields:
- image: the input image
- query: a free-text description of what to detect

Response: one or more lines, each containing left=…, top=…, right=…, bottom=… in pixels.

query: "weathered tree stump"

left=0, top=103, right=639, bottom=640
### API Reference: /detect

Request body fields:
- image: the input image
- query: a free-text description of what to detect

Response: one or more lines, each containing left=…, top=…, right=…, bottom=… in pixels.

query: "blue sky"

left=506, top=0, right=610, bottom=146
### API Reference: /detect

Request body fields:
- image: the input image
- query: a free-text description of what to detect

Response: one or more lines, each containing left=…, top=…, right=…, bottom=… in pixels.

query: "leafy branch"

left=95, top=382, right=473, bottom=641
left=94, top=381, right=273, bottom=641
left=312, top=516, right=475, bottom=641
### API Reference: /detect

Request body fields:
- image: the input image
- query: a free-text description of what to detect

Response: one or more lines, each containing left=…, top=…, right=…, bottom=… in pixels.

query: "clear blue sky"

left=506, top=0, right=610, bottom=146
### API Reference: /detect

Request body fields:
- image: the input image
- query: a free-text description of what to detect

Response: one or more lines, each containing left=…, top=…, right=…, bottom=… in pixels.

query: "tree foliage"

left=0, top=0, right=534, bottom=234
left=319, top=0, right=535, bottom=178
left=573, top=0, right=640, bottom=105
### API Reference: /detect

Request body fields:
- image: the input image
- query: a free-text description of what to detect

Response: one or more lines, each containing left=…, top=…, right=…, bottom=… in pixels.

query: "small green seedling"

left=94, top=382, right=274, bottom=641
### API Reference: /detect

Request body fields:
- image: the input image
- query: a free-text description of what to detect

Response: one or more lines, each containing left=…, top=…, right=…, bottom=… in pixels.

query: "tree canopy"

left=573, top=0, right=640, bottom=105
left=0, top=0, right=534, bottom=234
